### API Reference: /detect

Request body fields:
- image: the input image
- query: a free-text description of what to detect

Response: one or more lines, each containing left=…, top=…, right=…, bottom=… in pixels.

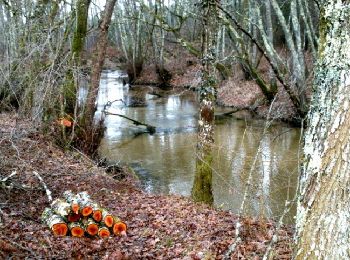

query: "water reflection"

left=98, top=70, right=300, bottom=223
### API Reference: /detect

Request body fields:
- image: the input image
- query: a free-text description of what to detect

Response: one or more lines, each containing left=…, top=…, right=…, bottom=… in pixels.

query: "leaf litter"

left=0, top=113, right=293, bottom=259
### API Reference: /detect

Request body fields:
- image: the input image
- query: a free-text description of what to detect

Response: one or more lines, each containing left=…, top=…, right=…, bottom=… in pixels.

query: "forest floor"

left=0, top=113, right=293, bottom=259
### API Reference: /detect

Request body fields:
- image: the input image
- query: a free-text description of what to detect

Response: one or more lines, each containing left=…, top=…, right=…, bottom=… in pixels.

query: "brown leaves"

left=0, top=114, right=293, bottom=259
left=0, top=239, right=17, bottom=253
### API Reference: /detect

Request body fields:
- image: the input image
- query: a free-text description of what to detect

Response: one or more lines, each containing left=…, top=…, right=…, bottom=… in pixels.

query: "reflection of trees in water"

left=98, top=72, right=300, bottom=222
left=212, top=122, right=299, bottom=222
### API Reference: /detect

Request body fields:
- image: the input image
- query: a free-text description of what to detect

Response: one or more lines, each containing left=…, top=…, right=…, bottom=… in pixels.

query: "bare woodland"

left=1, top=0, right=350, bottom=258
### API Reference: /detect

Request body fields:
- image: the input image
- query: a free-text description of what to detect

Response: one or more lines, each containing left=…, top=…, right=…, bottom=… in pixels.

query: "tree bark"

left=191, top=0, right=219, bottom=204
left=295, top=1, right=350, bottom=258
left=82, top=0, right=117, bottom=153
left=63, top=0, right=91, bottom=116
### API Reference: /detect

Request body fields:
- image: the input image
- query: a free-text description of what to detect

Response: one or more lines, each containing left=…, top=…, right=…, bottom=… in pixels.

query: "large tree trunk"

left=191, top=0, right=219, bottom=204
left=81, top=0, right=117, bottom=154
left=295, top=1, right=350, bottom=258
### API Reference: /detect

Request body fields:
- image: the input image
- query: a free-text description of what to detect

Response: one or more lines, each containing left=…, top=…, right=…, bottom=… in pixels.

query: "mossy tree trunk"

left=295, top=1, right=350, bottom=258
left=191, top=0, right=219, bottom=205
left=63, top=0, right=91, bottom=117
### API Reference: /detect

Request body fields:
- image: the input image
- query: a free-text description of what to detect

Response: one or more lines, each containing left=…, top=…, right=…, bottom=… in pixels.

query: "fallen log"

left=42, top=208, right=68, bottom=236
left=103, top=111, right=156, bottom=134
left=102, top=209, right=114, bottom=227
left=67, top=213, right=81, bottom=223
left=77, top=192, right=93, bottom=217
left=92, top=203, right=103, bottom=222
left=51, top=199, right=71, bottom=217
left=98, top=226, right=111, bottom=238
left=84, top=218, right=99, bottom=236
left=63, top=190, right=80, bottom=214
left=69, top=222, right=85, bottom=237
left=81, top=206, right=93, bottom=217
left=113, top=221, right=127, bottom=236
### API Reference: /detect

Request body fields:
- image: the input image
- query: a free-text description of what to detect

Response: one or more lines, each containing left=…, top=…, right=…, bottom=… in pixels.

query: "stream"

left=95, top=70, right=301, bottom=223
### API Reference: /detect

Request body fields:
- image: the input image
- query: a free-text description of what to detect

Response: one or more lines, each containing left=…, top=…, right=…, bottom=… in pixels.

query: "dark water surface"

left=97, top=70, right=301, bottom=223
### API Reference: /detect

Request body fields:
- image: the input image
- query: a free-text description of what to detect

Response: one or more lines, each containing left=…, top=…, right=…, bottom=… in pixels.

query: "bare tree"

left=81, top=0, right=118, bottom=154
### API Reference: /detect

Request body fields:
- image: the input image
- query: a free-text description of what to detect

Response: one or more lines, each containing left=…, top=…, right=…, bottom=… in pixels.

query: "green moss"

left=72, top=0, right=91, bottom=60
left=63, top=70, right=76, bottom=115
left=247, top=62, right=277, bottom=102
left=191, top=153, right=214, bottom=204
left=215, top=62, right=230, bottom=80
left=318, top=7, right=327, bottom=59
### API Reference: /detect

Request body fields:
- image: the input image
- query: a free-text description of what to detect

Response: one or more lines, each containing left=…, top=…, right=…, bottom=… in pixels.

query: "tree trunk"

left=191, top=0, right=219, bottom=204
left=295, top=1, right=350, bottom=258
left=63, top=0, right=91, bottom=116
left=72, top=0, right=91, bottom=60
left=82, top=0, right=117, bottom=154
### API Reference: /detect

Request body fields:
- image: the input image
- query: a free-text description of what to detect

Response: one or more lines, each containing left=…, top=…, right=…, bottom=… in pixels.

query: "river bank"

left=97, top=70, right=300, bottom=223
left=0, top=112, right=293, bottom=258
left=110, top=45, right=308, bottom=126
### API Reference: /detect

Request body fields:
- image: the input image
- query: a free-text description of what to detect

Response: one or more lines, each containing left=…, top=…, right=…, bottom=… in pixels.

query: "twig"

left=1, top=171, right=17, bottom=183
left=33, top=171, right=52, bottom=203
left=0, top=207, right=4, bottom=226
left=262, top=198, right=296, bottom=259
left=0, top=171, right=17, bottom=190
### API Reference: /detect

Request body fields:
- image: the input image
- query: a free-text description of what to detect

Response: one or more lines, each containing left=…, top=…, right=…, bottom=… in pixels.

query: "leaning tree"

left=295, top=0, right=350, bottom=258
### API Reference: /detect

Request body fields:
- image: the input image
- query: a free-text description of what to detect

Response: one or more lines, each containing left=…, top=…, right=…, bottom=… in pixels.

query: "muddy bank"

left=0, top=113, right=293, bottom=259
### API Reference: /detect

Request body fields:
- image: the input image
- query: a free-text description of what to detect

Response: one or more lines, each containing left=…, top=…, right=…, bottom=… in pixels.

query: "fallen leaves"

left=0, top=114, right=294, bottom=259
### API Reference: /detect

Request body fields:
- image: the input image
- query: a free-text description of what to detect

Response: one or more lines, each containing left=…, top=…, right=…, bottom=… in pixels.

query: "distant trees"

left=0, top=0, right=321, bottom=152
left=219, top=0, right=319, bottom=119
left=109, top=0, right=319, bottom=121
left=295, top=1, right=350, bottom=258
left=0, top=0, right=117, bottom=153
left=0, top=0, right=320, bottom=123
left=113, top=0, right=147, bottom=82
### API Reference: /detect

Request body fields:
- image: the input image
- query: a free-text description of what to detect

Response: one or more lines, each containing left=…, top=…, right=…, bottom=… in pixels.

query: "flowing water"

left=97, top=70, right=301, bottom=223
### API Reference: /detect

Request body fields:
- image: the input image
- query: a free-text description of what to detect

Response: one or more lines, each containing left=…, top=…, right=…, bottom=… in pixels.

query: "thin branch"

left=33, top=171, right=52, bottom=203
left=103, top=110, right=156, bottom=134
left=218, top=4, right=306, bottom=118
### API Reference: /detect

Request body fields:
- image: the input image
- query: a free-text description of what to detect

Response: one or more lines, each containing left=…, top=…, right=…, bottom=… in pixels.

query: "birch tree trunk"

left=191, top=0, right=219, bottom=204
left=295, top=1, right=350, bottom=258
